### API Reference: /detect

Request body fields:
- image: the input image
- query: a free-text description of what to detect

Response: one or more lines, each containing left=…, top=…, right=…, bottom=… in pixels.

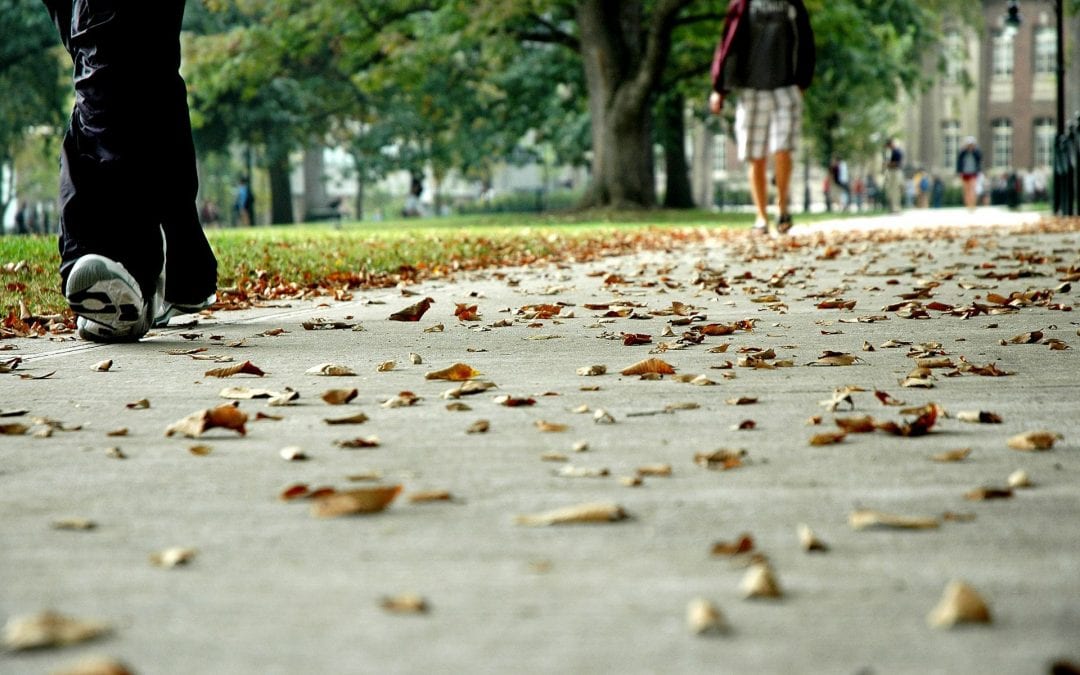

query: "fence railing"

left=1054, top=114, right=1079, bottom=216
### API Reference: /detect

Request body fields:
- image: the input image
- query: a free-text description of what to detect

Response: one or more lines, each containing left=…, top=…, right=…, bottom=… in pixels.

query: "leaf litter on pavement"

left=6, top=217, right=1080, bottom=657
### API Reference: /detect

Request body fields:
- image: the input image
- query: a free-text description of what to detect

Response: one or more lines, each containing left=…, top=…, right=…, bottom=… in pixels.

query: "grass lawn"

left=0, top=209, right=841, bottom=318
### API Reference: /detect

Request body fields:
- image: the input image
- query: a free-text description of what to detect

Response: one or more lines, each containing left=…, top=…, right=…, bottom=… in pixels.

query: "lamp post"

left=1005, top=0, right=1069, bottom=213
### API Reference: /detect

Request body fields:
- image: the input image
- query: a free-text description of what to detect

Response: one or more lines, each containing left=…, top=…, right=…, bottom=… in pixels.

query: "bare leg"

left=774, top=150, right=793, bottom=217
left=748, top=158, right=769, bottom=222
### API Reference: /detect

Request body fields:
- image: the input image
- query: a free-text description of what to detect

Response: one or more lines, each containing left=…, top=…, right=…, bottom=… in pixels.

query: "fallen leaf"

left=835, top=416, right=876, bottom=433
left=466, top=420, right=490, bottom=434
left=91, top=359, right=112, bottom=372
left=409, top=353, right=423, bottom=365
left=280, top=446, right=307, bottom=461
left=1007, top=430, right=1062, bottom=451
left=964, top=487, right=1013, bottom=501
left=279, top=484, right=311, bottom=500
left=956, top=410, right=1003, bottom=424
left=150, top=547, right=197, bottom=568
left=515, top=502, right=628, bottom=526
left=105, top=447, right=126, bottom=459
left=557, top=465, right=609, bottom=478
left=710, top=534, right=754, bottom=556
left=425, top=363, right=482, bottom=381
left=204, top=360, right=266, bottom=378
left=267, top=390, right=300, bottom=406
left=725, top=396, right=758, bottom=406
left=334, top=436, right=380, bottom=449
left=0, top=422, right=28, bottom=435
left=694, top=448, right=746, bottom=470
left=454, top=303, right=481, bottom=321
left=164, top=404, right=247, bottom=438
left=2, top=611, right=110, bottom=651
left=874, top=390, right=906, bottom=406
left=51, top=518, right=96, bottom=531
left=593, top=409, right=616, bottom=424
left=535, top=420, right=568, bottom=433
left=376, top=361, right=396, bottom=372
left=810, top=352, right=862, bottom=367
left=50, top=656, right=134, bottom=675
left=576, top=365, right=607, bottom=376
left=687, top=598, right=728, bottom=636
left=380, top=593, right=429, bottom=614
left=321, top=388, right=359, bottom=405
left=636, top=463, right=672, bottom=477
left=311, top=485, right=402, bottom=517
left=620, top=358, right=676, bottom=377
left=927, top=580, right=991, bottom=628
left=1003, top=330, right=1044, bottom=345
left=931, top=448, right=972, bottom=462
left=797, top=523, right=828, bottom=552
left=306, top=363, right=356, bottom=377
left=382, top=391, right=421, bottom=408
left=1008, top=470, right=1032, bottom=488
left=389, top=297, right=434, bottom=321
left=849, top=509, right=939, bottom=530
left=741, top=561, right=782, bottom=599
left=409, top=490, right=453, bottom=503
left=126, top=399, right=150, bottom=410
left=188, top=445, right=212, bottom=456
left=809, top=431, right=846, bottom=446
left=323, top=412, right=370, bottom=425
left=440, top=381, right=497, bottom=399
left=494, top=395, right=536, bottom=407
left=622, top=332, right=652, bottom=346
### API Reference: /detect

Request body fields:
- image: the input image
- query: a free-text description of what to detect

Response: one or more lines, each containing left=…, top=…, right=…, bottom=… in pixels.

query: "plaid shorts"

left=734, top=86, right=802, bottom=161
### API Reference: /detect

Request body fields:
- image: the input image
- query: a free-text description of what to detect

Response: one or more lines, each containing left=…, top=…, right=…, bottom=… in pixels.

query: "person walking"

left=42, top=1, right=217, bottom=342
left=956, top=136, right=982, bottom=211
left=882, top=138, right=904, bottom=213
left=710, top=0, right=815, bottom=237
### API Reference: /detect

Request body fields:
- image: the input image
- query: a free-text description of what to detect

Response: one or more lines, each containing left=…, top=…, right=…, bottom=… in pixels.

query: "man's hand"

left=709, top=91, right=724, bottom=115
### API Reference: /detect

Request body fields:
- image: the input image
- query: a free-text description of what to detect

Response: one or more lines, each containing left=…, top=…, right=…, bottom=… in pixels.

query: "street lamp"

left=1004, top=1, right=1069, bottom=213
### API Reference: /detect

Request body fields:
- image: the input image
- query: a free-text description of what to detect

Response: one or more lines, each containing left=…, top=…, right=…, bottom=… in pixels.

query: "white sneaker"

left=153, top=293, right=217, bottom=327
left=65, top=254, right=151, bottom=342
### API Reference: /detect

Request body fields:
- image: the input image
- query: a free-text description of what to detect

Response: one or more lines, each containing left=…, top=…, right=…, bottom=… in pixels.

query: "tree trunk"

left=354, top=179, right=364, bottom=222
left=658, top=92, right=694, bottom=208
left=575, top=0, right=685, bottom=209
left=266, top=145, right=294, bottom=225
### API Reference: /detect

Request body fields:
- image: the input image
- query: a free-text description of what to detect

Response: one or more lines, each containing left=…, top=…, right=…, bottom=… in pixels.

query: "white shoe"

left=66, top=254, right=151, bottom=342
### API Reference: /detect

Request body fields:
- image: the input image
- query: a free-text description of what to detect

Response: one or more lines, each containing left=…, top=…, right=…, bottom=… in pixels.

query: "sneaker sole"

left=66, top=255, right=149, bottom=340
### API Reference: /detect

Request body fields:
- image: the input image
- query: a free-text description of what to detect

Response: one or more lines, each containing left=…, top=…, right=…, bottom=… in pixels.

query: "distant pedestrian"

left=883, top=138, right=904, bottom=213
left=710, top=0, right=815, bottom=237
left=43, top=0, right=218, bottom=342
left=956, top=137, right=982, bottom=211
left=235, top=176, right=255, bottom=226
left=829, top=156, right=850, bottom=211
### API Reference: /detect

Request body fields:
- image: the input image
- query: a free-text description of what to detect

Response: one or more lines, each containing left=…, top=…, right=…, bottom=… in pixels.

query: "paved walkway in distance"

left=3, top=207, right=1078, bottom=674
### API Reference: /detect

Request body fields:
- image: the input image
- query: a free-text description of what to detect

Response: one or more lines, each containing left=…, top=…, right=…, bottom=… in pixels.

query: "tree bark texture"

left=267, top=145, right=294, bottom=225
left=575, top=0, right=689, bottom=209
left=658, top=92, right=694, bottom=208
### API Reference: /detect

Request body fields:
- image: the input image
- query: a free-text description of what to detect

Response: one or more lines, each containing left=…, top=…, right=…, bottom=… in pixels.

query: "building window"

left=1034, top=27, right=1056, bottom=75
left=1034, top=117, right=1056, bottom=167
left=942, top=120, right=961, bottom=168
left=992, top=31, right=1014, bottom=78
left=992, top=119, right=1013, bottom=169
left=943, top=30, right=966, bottom=85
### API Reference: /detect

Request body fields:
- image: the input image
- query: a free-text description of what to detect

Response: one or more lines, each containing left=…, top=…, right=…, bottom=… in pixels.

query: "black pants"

left=43, top=0, right=216, bottom=303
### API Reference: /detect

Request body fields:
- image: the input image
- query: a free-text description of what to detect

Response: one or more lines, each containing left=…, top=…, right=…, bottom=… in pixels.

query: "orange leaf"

left=388, top=297, right=434, bottom=321
left=203, top=360, right=266, bottom=378
left=620, top=358, right=676, bottom=376
left=311, top=485, right=402, bottom=517
left=425, top=363, right=482, bottom=381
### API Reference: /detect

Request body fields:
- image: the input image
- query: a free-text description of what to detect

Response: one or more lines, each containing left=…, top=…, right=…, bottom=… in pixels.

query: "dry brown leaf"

left=557, top=465, right=609, bottom=478
left=2, top=611, right=110, bottom=650
left=382, top=391, right=421, bottom=408
left=388, top=297, right=434, bottom=321
left=576, top=365, right=607, bottom=376
left=150, top=547, right=197, bottom=568
left=126, top=398, right=150, bottom=410
left=741, top=562, right=782, bottom=599
left=334, top=436, right=380, bottom=448
left=1007, top=430, right=1062, bottom=451
left=188, top=445, right=212, bottom=456
left=931, top=448, right=972, bottom=463
left=321, top=388, right=358, bottom=405
left=694, top=448, right=746, bottom=470
left=810, top=352, right=862, bottom=367
left=164, top=404, right=247, bottom=438
left=620, top=358, right=676, bottom=377
left=515, top=502, right=628, bottom=526
left=105, top=447, right=126, bottom=459
left=466, top=419, right=490, bottom=434
left=380, top=593, right=429, bottom=614
left=323, top=412, right=370, bottom=425
left=725, top=396, right=758, bottom=406
left=494, top=395, right=536, bottom=407
left=204, top=360, right=266, bottom=378
left=964, top=487, right=1013, bottom=501
left=0, top=422, right=28, bottom=435
left=687, top=598, right=728, bottom=636
left=535, top=420, right=568, bottom=433
left=834, top=415, right=876, bottom=433
left=306, top=363, right=356, bottom=377
left=51, top=518, right=96, bottom=531
left=218, top=386, right=279, bottom=400
left=91, top=359, right=112, bottom=372
left=849, top=509, right=939, bottom=530
left=408, top=490, right=453, bottom=503
left=454, top=303, right=481, bottom=321
left=279, top=446, right=307, bottom=461
left=376, top=361, right=396, bottom=372
left=809, top=431, right=847, bottom=446
left=440, top=380, right=497, bottom=399
left=710, top=534, right=754, bottom=557
left=311, top=485, right=402, bottom=517
left=1007, top=470, right=1032, bottom=488
left=798, top=523, right=828, bottom=552
left=425, top=363, right=482, bottom=381
left=927, top=580, right=991, bottom=628
left=636, top=463, right=672, bottom=477
left=956, top=410, right=1003, bottom=424
left=593, top=409, right=615, bottom=424
left=279, top=484, right=311, bottom=500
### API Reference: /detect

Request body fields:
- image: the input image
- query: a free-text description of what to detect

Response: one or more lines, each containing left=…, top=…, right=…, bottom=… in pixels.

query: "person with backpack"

left=41, top=1, right=218, bottom=342
left=710, top=0, right=815, bottom=237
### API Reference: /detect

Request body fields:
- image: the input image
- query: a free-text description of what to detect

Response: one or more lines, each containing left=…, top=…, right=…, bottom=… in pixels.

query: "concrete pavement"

left=2, top=207, right=1079, bottom=674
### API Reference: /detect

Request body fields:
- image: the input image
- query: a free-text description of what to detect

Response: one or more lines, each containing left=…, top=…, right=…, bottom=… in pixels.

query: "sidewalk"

left=2, top=208, right=1078, bottom=674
